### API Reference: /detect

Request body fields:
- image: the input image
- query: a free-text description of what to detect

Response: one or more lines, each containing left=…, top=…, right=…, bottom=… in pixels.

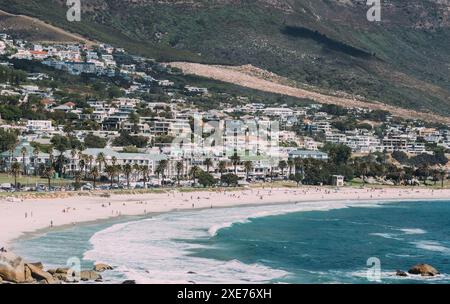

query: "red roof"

left=64, top=102, right=76, bottom=107
left=31, top=51, right=48, bottom=55
left=41, top=99, right=55, bottom=105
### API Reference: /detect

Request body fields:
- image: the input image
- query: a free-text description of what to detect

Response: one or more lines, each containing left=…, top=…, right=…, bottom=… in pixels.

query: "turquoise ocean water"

left=13, top=200, right=450, bottom=284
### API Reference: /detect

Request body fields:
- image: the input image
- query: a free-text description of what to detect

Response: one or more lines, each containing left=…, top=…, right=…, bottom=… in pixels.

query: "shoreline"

left=2, top=186, right=450, bottom=249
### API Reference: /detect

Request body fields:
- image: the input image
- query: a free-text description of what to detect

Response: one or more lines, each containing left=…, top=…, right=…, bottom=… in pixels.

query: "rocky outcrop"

left=0, top=252, right=27, bottom=283
left=396, top=270, right=408, bottom=277
left=408, top=264, right=440, bottom=276
left=93, top=263, right=113, bottom=272
left=0, top=252, right=113, bottom=284
left=122, top=280, right=136, bottom=284
left=80, top=270, right=102, bottom=281
left=25, top=263, right=57, bottom=284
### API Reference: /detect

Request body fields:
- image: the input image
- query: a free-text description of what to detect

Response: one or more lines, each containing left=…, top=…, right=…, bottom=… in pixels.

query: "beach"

left=1, top=186, right=450, bottom=248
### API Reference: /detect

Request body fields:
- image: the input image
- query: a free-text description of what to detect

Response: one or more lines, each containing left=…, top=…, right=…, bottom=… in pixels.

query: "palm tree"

left=229, top=153, right=240, bottom=174
left=115, top=165, right=122, bottom=184
left=20, top=146, right=27, bottom=176
left=362, top=162, right=371, bottom=185
left=204, top=158, right=213, bottom=173
left=287, top=159, right=294, bottom=176
left=243, top=161, right=253, bottom=180
left=88, top=155, right=94, bottom=172
left=70, top=148, right=78, bottom=176
left=176, top=161, right=184, bottom=186
left=111, top=156, right=117, bottom=166
left=96, top=152, right=105, bottom=173
left=33, top=146, right=40, bottom=176
left=133, top=163, right=140, bottom=181
left=48, top=148, right=54, bottom=166
left=218, top=161, right=227, bottom=178
left=294, top=157, right=303, bottom=175
left=440, top=168, right=447, bottom=188
left=55, top=146, right=67, bottom=178
left=82, top=154, right=90, bottom=178
left=90, top=166, right=100, bottom=189
left=105, top=165, right=116, bottom=187
left=8, top=143, right=16, bottom=170
left=43, top=166, right=55, bottom=191
left=278, top=160, right=287, bottom=178
left=189, top=165, right=201, bottom=185
left=156, top=160, right=168, bottom=184
left=10, top=162, right=21, bottom=189
left=140, top=165, right=149, bottom=188
left=123, top=164, right=132, bottom=189
left=74, top=170, right=83, bottom=190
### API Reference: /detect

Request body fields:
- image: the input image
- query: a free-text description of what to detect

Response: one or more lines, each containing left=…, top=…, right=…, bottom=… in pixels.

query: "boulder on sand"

left=93, top=263, right=113, bottom=272
left=408, top=264, right=440, bottom=276
left=0, top=252, right=27, bottom=283
left=25, top=263, right=57, bottom=284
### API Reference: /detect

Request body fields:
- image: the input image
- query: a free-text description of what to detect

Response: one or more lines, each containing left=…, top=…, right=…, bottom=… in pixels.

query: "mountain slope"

left=0, top=0, right=449, bottom=116
left=0, top=9, right=93, bottom=44
left=169, top=62, right=450, bottom=123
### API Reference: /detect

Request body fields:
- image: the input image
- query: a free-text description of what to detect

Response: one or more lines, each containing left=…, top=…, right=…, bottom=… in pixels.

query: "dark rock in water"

left=80, top=270, right=102, bottom=281
left=53, top=273, right=69, bottom=282
left=95, top=278, right=103, bottom=282
left=396, top=270, right=408, bottom=277
left=408, top=264, right=439, bottom=277
left=122, top=280, right=136, bottom=284
left=55, top=268, right=70, bottom=274
left=187, top=271, right=196, bottom=274
left=93, top=263, right=113, bottom=272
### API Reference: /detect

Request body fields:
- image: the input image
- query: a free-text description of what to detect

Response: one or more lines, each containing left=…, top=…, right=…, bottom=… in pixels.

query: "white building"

left=26, top=120, right=54, bottom=132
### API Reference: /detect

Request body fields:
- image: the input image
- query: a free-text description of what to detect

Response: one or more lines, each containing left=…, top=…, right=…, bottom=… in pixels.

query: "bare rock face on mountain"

left=408, top=264, right=440, bottom=277
left=0, top=252, right=27, bottom=283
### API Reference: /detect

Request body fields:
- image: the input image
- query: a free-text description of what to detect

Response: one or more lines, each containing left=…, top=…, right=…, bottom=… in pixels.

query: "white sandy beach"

left=1, top=187, right=450, bottom=248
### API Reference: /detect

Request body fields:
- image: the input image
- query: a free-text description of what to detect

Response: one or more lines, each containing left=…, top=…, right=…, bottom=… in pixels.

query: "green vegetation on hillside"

left=1, top=0, right=449, bottom=115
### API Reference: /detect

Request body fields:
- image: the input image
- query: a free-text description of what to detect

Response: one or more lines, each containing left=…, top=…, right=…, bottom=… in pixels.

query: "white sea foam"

left=350, top=269, right=450, bottom=282
left=369, top=233, right=403, bottom=241
left=399, top=228, right=427, bottom=235
left=83, top=200, right=382, bottom=283
left=412, top=240, right=450, bottom=254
